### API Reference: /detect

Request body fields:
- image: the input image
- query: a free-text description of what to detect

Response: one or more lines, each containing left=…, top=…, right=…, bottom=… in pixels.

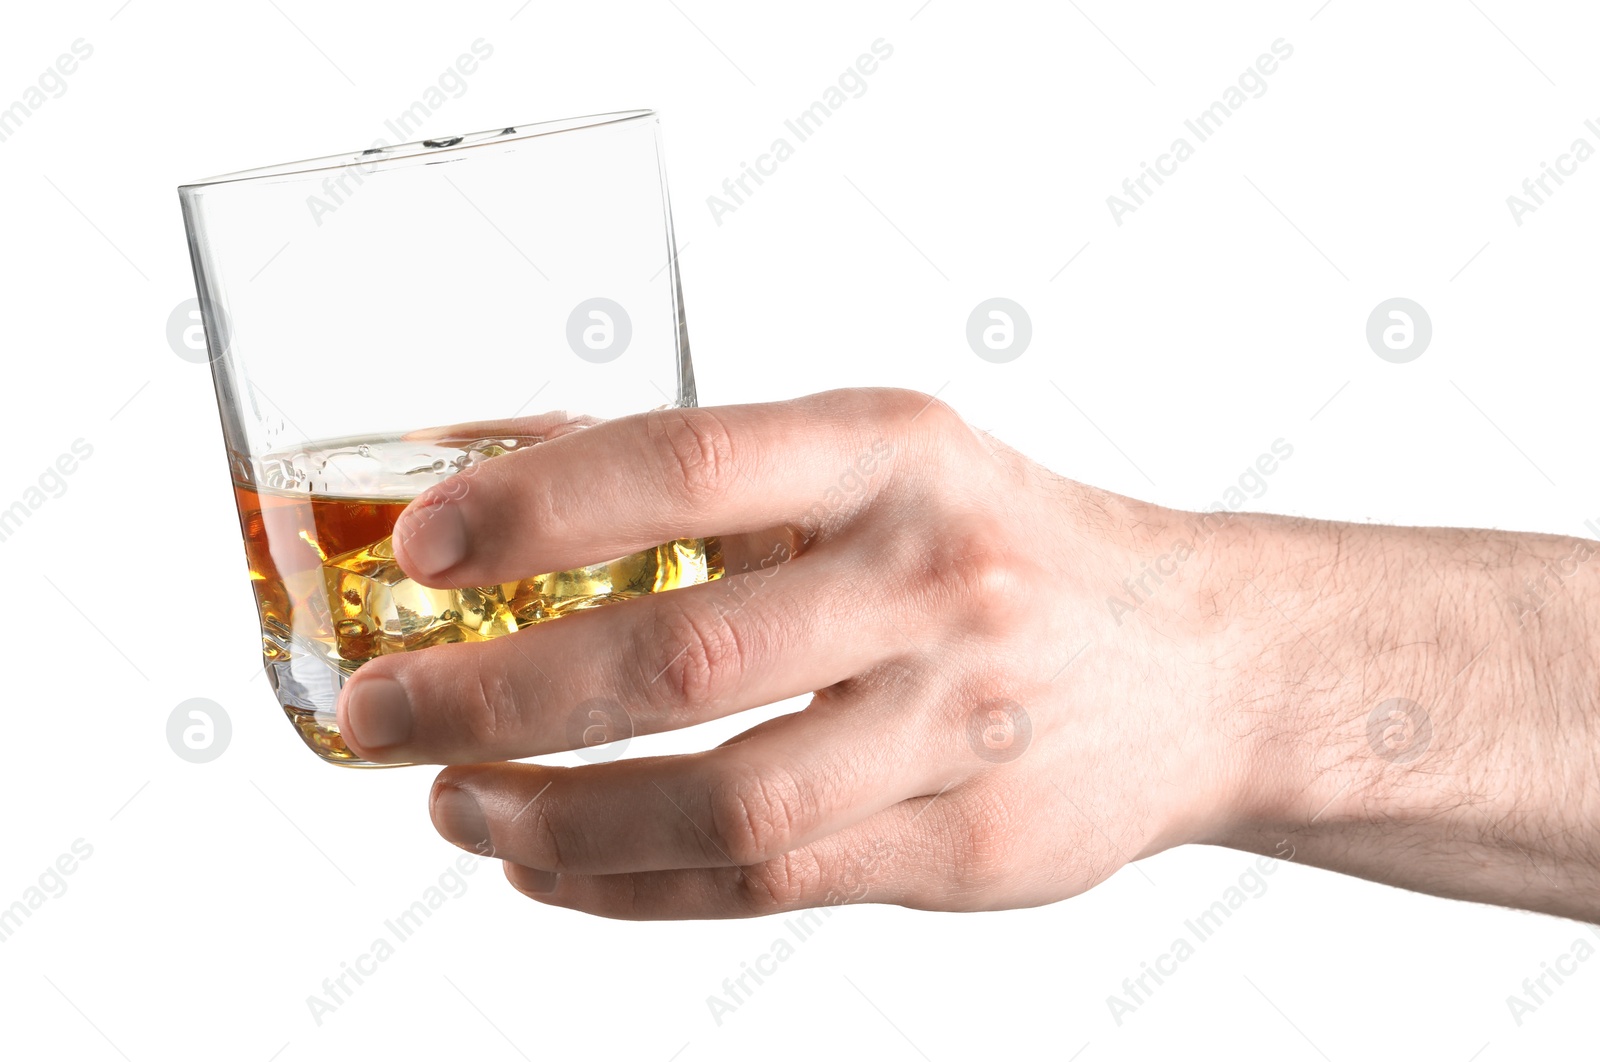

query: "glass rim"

left=178, top=108, right=658, bottom=192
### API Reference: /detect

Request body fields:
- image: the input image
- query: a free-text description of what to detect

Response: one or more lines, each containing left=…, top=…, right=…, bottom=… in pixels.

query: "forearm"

left=1208, top=513, right=1600, bottom=920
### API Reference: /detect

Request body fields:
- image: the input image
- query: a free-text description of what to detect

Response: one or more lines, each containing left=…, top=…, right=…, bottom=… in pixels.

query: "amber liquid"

left=236, top=435, right=721, bottom=766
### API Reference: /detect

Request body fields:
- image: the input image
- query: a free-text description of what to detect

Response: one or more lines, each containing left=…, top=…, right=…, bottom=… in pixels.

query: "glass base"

left=283, top=704, right=409, bottom=768
left=254, top=533, right=720, bottom=768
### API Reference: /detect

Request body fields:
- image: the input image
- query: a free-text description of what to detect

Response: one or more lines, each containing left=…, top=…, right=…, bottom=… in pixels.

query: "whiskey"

left=235, top=434, right=721, bottom=766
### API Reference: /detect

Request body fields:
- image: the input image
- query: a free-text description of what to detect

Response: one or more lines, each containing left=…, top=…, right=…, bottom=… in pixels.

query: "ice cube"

left=322, top=535, right=518, bottom=661
left=264, top=641, right=344, bottom=711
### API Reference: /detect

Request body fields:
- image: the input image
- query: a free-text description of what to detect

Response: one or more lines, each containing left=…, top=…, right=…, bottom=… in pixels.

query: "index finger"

left=391, top=388, right=917, bottom=588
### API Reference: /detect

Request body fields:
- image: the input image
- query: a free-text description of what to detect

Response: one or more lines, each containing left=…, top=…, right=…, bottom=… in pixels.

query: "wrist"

left=1088, top=497, right=1281, bottom=857
left=1130, top=505, right=1432, bottom=851
left=1197, top=512, right=1425, bottom=845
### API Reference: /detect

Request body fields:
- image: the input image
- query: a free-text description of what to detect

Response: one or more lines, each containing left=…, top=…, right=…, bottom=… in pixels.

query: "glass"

left=178, top=110, right=720, bottom=768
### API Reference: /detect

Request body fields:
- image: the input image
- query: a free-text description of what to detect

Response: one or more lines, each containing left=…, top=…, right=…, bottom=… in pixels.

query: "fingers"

left=390, top=389, right=913, bottom=588
left=336, top=543, right=895, bottom=763
left=428, top=694, right=946, bottom=876
left=500, top=793, right=979, bottom=920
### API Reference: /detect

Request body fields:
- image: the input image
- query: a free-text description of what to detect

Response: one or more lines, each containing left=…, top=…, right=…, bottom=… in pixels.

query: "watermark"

left=167, top=698, right=232, bottom=764
left=1106, top=841, right=1295, bottom=1025
left=706, top=437, right=894, bottom=629
left=167, top=297, right=232, bottom=364
left=0, top=438, right=94, bottom=546
left=705, top=839, right=894, bottom=1025
left=1107, top=38, right=1293, bottom=226
left=306, top=38, right=495, bottom=226
left=0, top=39, right=93, bottom=146
left=1365, top=697, right=1431, bottom=764
left=712, top=537, right=794, bottom=621
left=1506, top=926, right=1600, bottom=1026
left=1366, top=298, right=1431, bottom=363
left=1505, top=117, right=1600, bottom=227
left=707, top=38, right=895, bottom=225
left=566, top=298, right=632, bottom=362
left=306, top=843, right=492, bottom=1025
left=0, top=839, right=93, bottom=945
left=566, top=697, right=633, bottom=762
left=1107, top=439, right=1294, bottom=624
left=966, top=699, right=1031, bottom=763
left=966, top=298, right=1032, bottom=363
left=797, top=438, right=894, bottom=541
left=1507, top=522, right=1599, bottom=628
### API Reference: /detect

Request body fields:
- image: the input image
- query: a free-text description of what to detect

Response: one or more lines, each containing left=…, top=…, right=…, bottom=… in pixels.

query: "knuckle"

left=650, top=407, right=737, bottom=508
left=893, top=388, right=968, bottom=442
left=458, top=653, right=524, bottom=748
left=871, top=387, right=951, bottom=424
left=505, top=458, right=565, bottom=543
left=945, top=789, right=1018, bottom=895
left=707, top=764, right=809, bottom=867
left=738, top=848, right=826, bottom=912
left=907, top=520, right=1034, bottom=637
left=640, top=597, right=745, bottom=714
left=960, top=549, right=1033, bottom=636
left=526, top=798, right=572, bottom=872
left=861, top=388, right=961, bottom=454
left=853, top=388, right=987, bottom=497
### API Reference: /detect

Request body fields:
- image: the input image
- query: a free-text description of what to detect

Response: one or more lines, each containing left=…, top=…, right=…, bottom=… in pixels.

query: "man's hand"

left=334, top=389, right=1600, bottom=922
left=334, top=389, right=1246, bottom=916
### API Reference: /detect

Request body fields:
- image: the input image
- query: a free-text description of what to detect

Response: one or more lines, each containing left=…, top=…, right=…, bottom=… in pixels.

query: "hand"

left=334, top=389, right=1249, bottom=917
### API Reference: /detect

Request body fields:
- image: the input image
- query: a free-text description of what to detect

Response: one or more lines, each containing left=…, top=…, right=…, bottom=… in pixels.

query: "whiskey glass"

left=178, top=110, right=718, bottom=767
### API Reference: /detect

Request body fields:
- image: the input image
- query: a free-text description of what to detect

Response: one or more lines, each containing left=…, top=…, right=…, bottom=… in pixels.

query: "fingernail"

left=509, top=864, right=558, bottom=894
left=396, top=499, right=467, bottom=577
left=432, top=787, right=490, bottom=852
left=344, top=677, right=413, bottom=752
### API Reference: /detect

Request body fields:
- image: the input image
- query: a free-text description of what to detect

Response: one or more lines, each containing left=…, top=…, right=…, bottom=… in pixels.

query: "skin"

left=334, top=388, right=1600, bottom=922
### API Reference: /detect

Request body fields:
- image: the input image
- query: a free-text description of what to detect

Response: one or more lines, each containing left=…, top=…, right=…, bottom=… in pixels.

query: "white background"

left=2, top=1, right=1597, bottom=1059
